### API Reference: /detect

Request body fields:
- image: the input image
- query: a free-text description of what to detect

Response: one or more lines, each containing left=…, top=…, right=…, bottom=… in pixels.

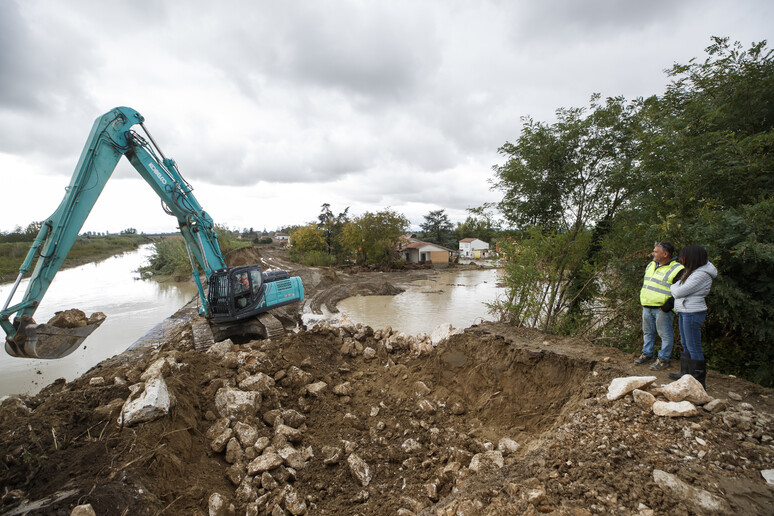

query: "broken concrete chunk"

left=606, top=376, right=657, bottom=401
left=119, top=377, right=170, bottom=426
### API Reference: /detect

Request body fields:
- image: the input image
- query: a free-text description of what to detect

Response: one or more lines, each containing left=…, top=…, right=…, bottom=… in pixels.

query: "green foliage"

left=493, top=37, right=774, bottom=386
left=419, top=209, right=455, bottom=248
left=289, top=224, right=327, bottom=257
left=341, top=209, right=409, bottom=265
left=318, top=203, right=350, bottom=262
left=488, top=227, right=591, bottom=332
left=138, top=237, right=191, bottom=279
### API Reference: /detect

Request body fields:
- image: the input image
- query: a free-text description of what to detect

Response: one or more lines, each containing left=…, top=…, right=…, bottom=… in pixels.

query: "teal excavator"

left=1, top=107, right=304, bottom=359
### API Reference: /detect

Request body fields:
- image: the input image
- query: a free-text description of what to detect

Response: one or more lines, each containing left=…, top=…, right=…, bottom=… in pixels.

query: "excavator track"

left=257, top=313, right=285, bottom=339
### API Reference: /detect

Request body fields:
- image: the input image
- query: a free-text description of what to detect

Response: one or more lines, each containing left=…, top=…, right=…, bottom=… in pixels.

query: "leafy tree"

left=420, top=209, right=455, bottom=248
left=341, top=209, right=409, bottom=265
left=633, top=37, right=774, bottom=384
left=317, top=203, right=350, bottom=262
left=492, top=95, right=642, bottom=332
left=289, top=224, right=327, bottom=256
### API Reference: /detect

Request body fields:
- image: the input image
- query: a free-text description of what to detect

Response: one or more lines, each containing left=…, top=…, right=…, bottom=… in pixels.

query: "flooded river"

left=1, top=250, right=505, bottom=397
left=0, top=245, right=197, bottom=396
left=335, top=268, right=505, bottom=335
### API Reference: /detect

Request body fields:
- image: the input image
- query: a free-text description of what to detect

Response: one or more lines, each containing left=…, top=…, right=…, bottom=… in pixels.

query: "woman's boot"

left=668, top=352, right=692, bottom=381
left=690, top=359, right=707, bottom=388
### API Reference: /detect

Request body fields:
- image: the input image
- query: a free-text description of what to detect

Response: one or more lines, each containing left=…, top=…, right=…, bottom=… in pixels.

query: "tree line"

left=490, top=37, right=773, bottom=386
left=287, top=204, right=501, bottom=267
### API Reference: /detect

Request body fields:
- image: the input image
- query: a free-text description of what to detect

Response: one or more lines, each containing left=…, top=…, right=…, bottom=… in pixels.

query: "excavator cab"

left=207, top=265, right=302, bottom=323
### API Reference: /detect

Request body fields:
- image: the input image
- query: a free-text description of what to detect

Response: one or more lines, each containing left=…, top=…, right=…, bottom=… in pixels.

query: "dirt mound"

left=2, top=317, right=772, bottom=515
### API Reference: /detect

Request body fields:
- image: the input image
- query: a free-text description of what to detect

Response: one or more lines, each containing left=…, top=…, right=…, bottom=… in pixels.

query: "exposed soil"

left=1, top=248, right=772, bottom=515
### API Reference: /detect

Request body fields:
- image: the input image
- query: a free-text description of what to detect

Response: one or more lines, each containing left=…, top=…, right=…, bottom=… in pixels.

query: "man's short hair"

left=657, top=241, right=675, bottom=257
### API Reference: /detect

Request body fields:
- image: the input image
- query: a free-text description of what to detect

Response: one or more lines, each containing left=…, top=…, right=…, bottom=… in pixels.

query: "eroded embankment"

left=1, top=318, right=772, bottom=516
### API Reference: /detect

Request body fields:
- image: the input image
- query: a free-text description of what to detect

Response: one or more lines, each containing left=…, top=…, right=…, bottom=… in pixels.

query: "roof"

left=460, top=238, right=476, bottom=242
left=402, top=241, right=453, bottom=252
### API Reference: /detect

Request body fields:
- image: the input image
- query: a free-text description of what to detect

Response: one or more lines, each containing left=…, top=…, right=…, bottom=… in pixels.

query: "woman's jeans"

left=678, top=311, right=706, bottom=360
left=642, top=307, right=674, bottom=361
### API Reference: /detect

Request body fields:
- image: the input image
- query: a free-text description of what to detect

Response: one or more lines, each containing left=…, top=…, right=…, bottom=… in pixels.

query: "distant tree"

left=420, top=209, right=455, bottom=248
left=289, top=224, right=327, bottom=255
left=120, top=227, right=137, bottom=235
left=341, top=209, right=409, bottom=265
left=317, top=203, right=350, bottom=262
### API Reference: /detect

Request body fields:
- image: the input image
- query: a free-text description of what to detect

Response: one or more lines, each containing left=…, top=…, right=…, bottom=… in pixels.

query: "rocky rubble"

left=1, top=318, right=772, bottom=515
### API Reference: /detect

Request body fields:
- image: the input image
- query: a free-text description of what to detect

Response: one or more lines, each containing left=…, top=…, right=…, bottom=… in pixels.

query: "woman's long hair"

left=679, top=245, right=708, bottom=283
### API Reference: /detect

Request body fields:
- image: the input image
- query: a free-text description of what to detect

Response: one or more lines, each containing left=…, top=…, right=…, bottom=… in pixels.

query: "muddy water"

left=336, top=268, right=505, bottom=335
left=0, top=245, right=198, bottom=397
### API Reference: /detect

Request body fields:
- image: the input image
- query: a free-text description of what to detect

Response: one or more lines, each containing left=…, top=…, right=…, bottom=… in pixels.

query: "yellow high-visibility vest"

left=640, top=259, right=684, bottom=307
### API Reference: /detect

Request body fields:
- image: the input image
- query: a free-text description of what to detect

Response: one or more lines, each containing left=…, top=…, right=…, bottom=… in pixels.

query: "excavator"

left=0, top=107, right=304, bottom=360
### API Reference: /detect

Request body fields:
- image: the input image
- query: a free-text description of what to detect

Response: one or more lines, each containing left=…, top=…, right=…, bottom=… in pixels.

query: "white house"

left=459, top=238, right=490, bottom=258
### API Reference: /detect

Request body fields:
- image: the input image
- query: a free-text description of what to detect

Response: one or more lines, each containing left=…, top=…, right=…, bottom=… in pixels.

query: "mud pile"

left=1, top=316, right=772, bottom=515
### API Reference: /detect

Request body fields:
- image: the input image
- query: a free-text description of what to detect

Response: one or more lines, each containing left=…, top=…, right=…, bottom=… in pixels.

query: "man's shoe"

left=634, top=353, right=653, bottom=365
left=649, top=358, right=669, bottom=371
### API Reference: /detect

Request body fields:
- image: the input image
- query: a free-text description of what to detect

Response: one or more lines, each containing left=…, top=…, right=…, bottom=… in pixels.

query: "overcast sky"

left=0, top=0, right=771, bottom=235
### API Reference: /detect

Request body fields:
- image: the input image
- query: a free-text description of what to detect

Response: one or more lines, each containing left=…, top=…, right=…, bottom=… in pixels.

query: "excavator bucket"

left=5, top=312, right=106, bottom=359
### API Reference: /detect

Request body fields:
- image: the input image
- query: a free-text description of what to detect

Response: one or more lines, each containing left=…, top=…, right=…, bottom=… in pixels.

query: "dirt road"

left=1, top=250, right=772, bottom=515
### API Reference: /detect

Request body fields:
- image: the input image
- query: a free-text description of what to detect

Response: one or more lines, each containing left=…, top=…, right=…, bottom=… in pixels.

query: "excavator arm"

left=1, top=107, right=303, bottom=359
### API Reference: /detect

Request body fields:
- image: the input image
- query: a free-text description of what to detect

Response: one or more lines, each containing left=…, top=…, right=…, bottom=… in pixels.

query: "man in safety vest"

left=636, top=242, right=684, bottom=370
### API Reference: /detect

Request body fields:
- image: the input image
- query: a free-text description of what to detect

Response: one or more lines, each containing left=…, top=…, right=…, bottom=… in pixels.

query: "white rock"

left=653, top=469, right=729, bottom=513
left=363, top=347, right=377, bottom=360
left=70, top=504, right=96, bottom=516
left=401, top=439, right=422, bottom=453
left=89, top=377, right=105, bottom=386
left=430, top=323, right=460, bottom=345
left=347, top=453, right=372, bottom=487
left=497, top=438, right=520, bottom=456
left=208, top=492, right=235, bottom=516
left=469, top=450, right=504, bottom=473
left=653, top=400, right=698, bottom=418
left=233, top=421, right=258, bottom=447
left=140, top=357, right=178, bottom=381
left=632, top=389, right=657, bottom=408
left=247, top=452, right=283, bottom=475
left=207, top=339, right=234, bottom=358
left=283, top=485, right=307, bottom=515
left=305, top=381, right=328, bottom=396
left=606, top=376, right=657, bottom=401
left=239, top=373, right=275, bottom=393
left=119, top=377, right=171, bottom=426
left=333, top=382, right=354, bottom=396
left=762, top=469, right=774, bottom=485
left=214, top=387, right=261, bottom=420
left=661, top=375, right=713, bottom=405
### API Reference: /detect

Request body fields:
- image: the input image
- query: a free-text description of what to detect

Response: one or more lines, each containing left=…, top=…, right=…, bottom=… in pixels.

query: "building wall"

left=429, top=250, right=449, bottom=263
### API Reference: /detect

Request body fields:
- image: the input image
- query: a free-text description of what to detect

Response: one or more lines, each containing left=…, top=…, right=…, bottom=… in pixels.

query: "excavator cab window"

left=250, top=270, right=262, bottom=294
left=234, top=272, right=251, bottom=308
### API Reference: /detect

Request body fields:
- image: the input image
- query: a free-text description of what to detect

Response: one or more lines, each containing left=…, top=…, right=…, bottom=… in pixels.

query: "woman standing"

left=668, top=245, right=718, bottom=387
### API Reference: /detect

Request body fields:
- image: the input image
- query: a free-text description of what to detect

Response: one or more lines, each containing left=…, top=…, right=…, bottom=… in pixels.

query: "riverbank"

left=0, top=234, right=153, bottom=284
left=0, top=249, right=772, bottom=515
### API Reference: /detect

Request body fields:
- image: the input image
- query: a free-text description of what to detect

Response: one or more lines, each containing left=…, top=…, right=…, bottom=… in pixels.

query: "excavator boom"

left=1, top=107, right=303, bottom=359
